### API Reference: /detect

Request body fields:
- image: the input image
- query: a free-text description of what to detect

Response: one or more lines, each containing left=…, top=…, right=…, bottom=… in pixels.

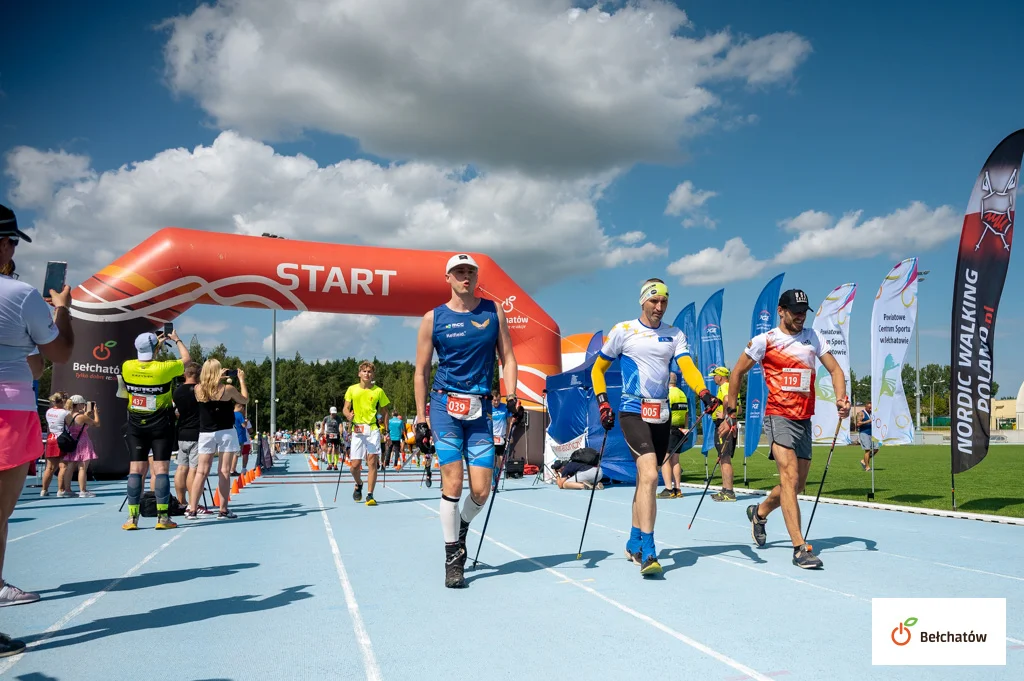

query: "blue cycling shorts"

left=430, top=391, right=495, bottom=469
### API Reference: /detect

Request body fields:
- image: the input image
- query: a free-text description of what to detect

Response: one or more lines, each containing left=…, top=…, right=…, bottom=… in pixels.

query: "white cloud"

left=3, top=132, right=664, bottom=290
left=681, top=215, right=717, bottom=230
left=616, top=231, right=646, bottom=245
left=176, top=317, right=229, bottom=336
left=265, top=311, right=379, bottom=360
left=3, top=146, right=94, bottom=208
left=402, top=318, right=422, bottom=329
left=665, top=180, right=717, bottom=216
left=774, top=202, right=960, bottom=265
left=161, top=0, right=811, bottom=173
left=778, top=209, right=833, bottom=233
left=666, top=237, right=765, bottom=285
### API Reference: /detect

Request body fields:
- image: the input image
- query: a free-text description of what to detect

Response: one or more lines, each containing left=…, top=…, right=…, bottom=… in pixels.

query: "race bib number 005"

left=640, top=399, right=669, bottom=424
left=780, top=368, right=812, bottom=393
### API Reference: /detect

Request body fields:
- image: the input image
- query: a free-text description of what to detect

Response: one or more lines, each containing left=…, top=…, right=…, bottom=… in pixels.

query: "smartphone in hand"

left=225, top=369, right=239, bottom=379
left=42, top=261, right=68, bottom=301
left=163, top=322, right=174, bottom=336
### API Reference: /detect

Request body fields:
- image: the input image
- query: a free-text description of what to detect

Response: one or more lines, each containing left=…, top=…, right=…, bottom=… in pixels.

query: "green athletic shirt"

left=669, top=386, right=688, bottom=427
left=344, top=384, right=390, bottom=424
left=119, top=359, right=184, bottom=430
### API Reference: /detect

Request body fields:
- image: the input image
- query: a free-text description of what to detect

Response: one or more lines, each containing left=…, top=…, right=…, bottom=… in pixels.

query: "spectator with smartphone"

left=173, top=362, right=203, bottom=511
left=0, top=204, right=74, bottom=655
left=188, top=361, right=247, bottom=520
left=60, top=395, right=100, bottom=497
left=42, top=392, right=72, bottom=497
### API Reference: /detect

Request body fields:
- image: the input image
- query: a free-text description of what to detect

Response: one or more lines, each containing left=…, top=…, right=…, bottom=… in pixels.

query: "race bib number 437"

left=131, top=394, right=156, bottom=411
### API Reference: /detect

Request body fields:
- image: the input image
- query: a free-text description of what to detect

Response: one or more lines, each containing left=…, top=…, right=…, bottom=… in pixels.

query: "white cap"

left=69, top=394, right=87, bottom=405
left=329, top=406, right=338, bottom=414
left=135, top=332, right=158, bottom=361
left=445, top=253, right=479, bottom=273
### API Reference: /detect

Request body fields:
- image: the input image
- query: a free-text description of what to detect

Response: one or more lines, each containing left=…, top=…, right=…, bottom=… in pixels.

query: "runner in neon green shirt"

left=343, top=361, right=390, bottom=506
left=658, top=373, right=689, bottom=499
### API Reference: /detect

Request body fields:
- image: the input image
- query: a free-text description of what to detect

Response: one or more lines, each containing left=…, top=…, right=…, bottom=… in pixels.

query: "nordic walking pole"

left=473, top=414, right=521, bottom=568
left=688, top=404, right=732, bottom=530
left=803, top=419, right=844, bottom=547
left=688, top=457, right=720, bottom=530
left=575, top=430, right=609, bottom=560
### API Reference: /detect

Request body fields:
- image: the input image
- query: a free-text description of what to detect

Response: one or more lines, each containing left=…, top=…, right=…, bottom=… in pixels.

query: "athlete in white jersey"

left=720, top=288, right=850, bottom=569
left=592, top=278, right=720, bottom=577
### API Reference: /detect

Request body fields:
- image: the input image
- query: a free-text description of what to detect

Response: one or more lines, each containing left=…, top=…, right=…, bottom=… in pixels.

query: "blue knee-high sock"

left=626, top=526, right=642, bottom=553
left=640, top=531, right=656, bottom=562
left=155, top=473, right=170, bottom=514
left=127, top=473, right=142, bottom=516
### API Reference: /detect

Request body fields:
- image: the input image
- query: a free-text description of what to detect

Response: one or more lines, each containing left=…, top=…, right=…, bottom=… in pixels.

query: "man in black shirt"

left=173, top=363, right=202, bottom=509
left=553, top=459, right=602, bottom=490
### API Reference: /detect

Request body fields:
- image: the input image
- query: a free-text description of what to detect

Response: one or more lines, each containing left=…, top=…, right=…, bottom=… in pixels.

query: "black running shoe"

left=444, top=543, right=467, bottom=588
left=353, top=484, right=363, bottom=503
left=624, top=548, right=641, bottom=566
left=425, top=473, right=433, bottom=488
left=747, top=504, right=767, bottom=548
left=793, top=544, right=823, bottom=569
left=640, top=555, right=663, bottom=576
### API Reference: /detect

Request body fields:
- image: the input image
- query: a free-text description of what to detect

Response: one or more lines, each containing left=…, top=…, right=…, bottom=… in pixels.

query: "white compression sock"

left=460, top=494, right=485, bottom=526
left=440, top=494, right=460, bottom=543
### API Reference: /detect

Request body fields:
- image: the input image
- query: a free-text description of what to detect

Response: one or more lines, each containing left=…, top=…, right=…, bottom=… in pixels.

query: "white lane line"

left=9, top=510, right=102, bottom=543
left=0, top=530, right=188, bottom=675
left=310, top=462, right=382, bottom=681
left=386, top=486, right=773, bottom=681
left=608, top=497, right=1024, bottom=585
left=504, top=497, right=864, bottom=602
left=510, top=494, right=1024, bottom=650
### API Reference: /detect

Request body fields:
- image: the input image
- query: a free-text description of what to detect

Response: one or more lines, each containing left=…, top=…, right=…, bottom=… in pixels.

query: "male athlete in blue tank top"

left=414, top=253, right=523, bottom=589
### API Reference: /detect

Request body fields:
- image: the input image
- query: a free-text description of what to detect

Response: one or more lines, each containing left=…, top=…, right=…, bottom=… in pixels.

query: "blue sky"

left=3, top=0, right=1023, bottom=401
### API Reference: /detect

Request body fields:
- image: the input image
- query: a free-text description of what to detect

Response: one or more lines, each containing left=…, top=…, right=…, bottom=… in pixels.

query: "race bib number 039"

left=446, top=393, right=482, bottom=421
left=780, top=368, right=812, bottom=393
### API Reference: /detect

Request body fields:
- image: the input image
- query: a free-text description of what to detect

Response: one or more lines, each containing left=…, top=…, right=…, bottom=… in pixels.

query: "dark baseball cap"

left=0, top=205, right=32, bottom=243
left=778, top=289, right=811, bottom=312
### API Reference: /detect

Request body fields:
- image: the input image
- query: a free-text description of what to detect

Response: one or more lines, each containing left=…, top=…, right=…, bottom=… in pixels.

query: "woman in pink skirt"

left=0, top=204, right=74, bottom=657
left=42, top=392, right=73, bottom=497
left=60, top=396, right=100, bottom=498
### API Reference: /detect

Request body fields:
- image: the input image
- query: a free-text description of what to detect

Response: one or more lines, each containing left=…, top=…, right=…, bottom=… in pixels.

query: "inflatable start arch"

left=52, top=228, right=561, bottom=476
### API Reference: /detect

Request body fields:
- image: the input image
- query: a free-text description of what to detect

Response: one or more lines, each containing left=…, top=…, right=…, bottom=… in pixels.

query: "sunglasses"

left=3, top=237, right=18, bottom=246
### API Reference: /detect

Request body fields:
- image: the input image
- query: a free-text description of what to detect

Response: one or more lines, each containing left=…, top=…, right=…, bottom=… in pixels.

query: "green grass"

left=675, top=444, right=1024, bottom=519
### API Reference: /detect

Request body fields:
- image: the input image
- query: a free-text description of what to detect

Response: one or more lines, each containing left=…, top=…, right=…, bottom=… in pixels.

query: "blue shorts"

left=430, top=391, right=495, bottom=468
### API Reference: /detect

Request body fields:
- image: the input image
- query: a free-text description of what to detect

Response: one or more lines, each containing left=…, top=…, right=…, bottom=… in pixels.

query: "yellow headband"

left=639, top=281, right=669, bottom=305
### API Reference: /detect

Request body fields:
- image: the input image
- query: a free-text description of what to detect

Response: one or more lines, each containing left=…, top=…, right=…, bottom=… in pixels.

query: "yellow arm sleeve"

left=591, top=356, right=613, bottom=396
left=676, top=355, right=708, bottom=394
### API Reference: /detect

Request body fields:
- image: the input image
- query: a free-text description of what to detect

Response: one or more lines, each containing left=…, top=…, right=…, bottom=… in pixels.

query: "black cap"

left=778, top=289, right=810, bottom=312
left=0, top=205, right=32, bottom=243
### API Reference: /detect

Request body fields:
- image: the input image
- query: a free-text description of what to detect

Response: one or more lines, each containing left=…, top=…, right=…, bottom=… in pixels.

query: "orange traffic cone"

left=231, top=478, right=240, bottom=495
left=213, top=489, right=221, bottom=507
left=255, top=466, right=262, bottom=478
left=247, top=470, right=255, bottom=484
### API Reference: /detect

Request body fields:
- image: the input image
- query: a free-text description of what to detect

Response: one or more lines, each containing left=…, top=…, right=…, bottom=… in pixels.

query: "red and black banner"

left=950, top=130, right=1023, bottom=474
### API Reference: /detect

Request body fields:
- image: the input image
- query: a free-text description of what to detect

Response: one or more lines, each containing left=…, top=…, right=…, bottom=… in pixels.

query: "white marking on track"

left=310, top=461, right=382, bottom=681
left=0, top=530, right=188, bottom=675
left=9, top=510, right=102, bottom=543
left=386, top=486, right=774, bottom=681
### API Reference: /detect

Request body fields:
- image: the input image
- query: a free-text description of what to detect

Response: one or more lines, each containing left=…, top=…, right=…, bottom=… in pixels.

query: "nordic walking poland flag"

left=811, top=283, right=856, bottom=445
left=950, top=129, right=1023, bottom=473
left=871, top=260, right=918, bottom=445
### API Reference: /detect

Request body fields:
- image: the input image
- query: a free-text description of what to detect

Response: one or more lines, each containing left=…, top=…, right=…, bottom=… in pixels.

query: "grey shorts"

left=765, top=416, right=812, bottom=460
left=176, top=441, right=199, bottom=468
left=858, top=431, right=875, bottom=452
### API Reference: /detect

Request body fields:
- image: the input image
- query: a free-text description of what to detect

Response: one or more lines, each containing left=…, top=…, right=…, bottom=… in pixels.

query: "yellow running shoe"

left=155, top=514, right=178, bottom=530
left=640, top=556, right=663, bottom=577
left=122, top=514, right=139, bottom=531
left=365, top=495, right=377, bottom=506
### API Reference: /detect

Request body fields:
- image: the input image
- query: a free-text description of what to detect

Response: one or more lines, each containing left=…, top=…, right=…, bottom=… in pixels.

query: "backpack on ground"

left=570, top=447, right=601, bottom=467
left=140, top=492, right=185, bottom=517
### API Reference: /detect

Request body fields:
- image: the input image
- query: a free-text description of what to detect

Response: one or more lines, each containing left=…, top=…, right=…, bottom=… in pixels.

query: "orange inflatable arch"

left=52, top=228, right=561, bottom=476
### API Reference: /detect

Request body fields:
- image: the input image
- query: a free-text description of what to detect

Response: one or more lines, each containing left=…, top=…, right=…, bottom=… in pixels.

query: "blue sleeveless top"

left=432, top=299, right=500, bottom=396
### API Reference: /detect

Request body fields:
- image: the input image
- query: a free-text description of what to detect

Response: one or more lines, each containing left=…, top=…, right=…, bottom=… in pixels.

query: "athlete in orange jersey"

left=720, top=289, right=850, bottom=570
